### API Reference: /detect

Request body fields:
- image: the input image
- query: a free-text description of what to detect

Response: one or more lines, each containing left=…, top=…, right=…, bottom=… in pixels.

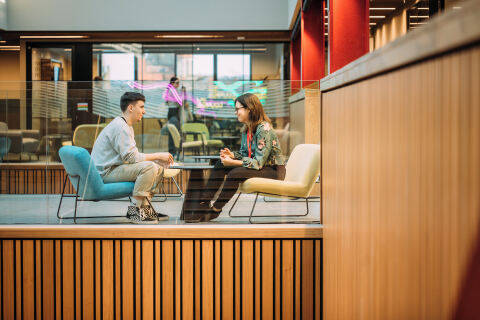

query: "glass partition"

left=0, top=80, right=320, bottom=224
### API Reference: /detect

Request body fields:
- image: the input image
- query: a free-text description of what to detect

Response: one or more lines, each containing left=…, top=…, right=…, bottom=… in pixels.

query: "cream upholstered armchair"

left=228, top=144, right=320, bottom=223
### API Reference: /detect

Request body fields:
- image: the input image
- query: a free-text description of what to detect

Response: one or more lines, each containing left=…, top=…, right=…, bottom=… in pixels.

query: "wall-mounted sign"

left=77, top=102, right=88, bottom=111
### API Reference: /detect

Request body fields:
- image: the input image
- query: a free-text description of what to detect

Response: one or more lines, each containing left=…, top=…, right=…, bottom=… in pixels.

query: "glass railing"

left=0, top=80, right=320, bottom=224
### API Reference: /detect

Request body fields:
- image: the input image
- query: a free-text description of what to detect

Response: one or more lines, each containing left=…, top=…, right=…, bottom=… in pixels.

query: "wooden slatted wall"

left=0, top=238, right=322, bottom=319
left=0, top=165, right=189, bottom=195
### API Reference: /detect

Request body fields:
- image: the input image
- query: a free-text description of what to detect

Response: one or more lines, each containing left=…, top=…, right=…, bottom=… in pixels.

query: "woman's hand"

left=220, top=148, right=234, bottom=159
left=221, top=155, right=242, bottom=167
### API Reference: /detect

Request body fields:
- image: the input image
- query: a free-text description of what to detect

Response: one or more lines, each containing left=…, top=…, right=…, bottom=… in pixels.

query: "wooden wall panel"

left=0, top=238, right=321, bottom=319
left=0, top=164, right=190, bottom=195
left=322, top=45, right=480, bottom=319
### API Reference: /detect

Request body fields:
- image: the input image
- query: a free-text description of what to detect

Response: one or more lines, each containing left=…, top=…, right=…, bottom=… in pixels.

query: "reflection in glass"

left=31, top=47, right=72, bottom=81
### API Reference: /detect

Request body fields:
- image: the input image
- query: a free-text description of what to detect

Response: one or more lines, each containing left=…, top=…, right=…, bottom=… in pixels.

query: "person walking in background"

left=161, top=76, right=193, bottom=154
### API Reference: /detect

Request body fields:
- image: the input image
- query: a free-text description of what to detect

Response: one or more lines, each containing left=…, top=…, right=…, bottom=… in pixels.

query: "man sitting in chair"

left=91, top=92, right=174, bottom=223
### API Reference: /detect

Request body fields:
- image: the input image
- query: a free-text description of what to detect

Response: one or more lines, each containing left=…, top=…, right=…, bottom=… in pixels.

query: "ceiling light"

left=369, top=15, right=386, bottom=18
left=20, top=35, right=89, bottom=39
left=410, top=22, right=427, bottom=25
left=417, top=7, right=429, bottom=10
left=0, top=46, right=20, bottom=51
left=154, top=35, right=224, bottom=39
left=0, top=40, right=6, bottom=43
left=370, top=8, right=395, bottom=10
left=409, top=15, right=429, bottom=18
left=369, top=23, right=376, bottom=25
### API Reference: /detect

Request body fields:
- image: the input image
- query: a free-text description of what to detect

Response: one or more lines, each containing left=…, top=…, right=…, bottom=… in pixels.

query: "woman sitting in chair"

left=187, top=93, right=286, bottom=222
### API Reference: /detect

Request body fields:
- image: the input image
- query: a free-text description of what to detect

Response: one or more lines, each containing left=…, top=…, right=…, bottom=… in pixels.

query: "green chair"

left=167, top=124, right=204, bottom=160
left=181, top=123, right=223, bottom=155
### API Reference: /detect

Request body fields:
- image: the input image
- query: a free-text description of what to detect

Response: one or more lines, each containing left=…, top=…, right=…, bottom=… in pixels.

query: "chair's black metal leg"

left=248, top=193, right=259, bottom=224
left=230, top=193, right=314, bottom=221
left=74, top=178, right=80, bottom=224
left=56, top=175, right=68, bottom=219
left=152, top=177, right=167, bottom=202
left=172, top=176, right=183, bottom=196
left=228, top=192, right=242, bottom=217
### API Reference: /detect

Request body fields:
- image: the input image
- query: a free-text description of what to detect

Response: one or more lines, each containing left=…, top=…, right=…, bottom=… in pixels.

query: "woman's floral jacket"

left=233, top=121, right=285, bottom=170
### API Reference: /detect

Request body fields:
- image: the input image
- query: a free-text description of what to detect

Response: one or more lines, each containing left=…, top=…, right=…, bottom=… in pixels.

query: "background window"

left=142, top=53, right=175, bottom=80
left=101, top=53, right=135, bottom=80
left=217, top=54, right=251, bottom=81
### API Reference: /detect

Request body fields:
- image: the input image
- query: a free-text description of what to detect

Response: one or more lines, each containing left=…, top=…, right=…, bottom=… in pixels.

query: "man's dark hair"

left=170, top=76, right=179, bottom=84
left=120, top=92, right=145, bottom=112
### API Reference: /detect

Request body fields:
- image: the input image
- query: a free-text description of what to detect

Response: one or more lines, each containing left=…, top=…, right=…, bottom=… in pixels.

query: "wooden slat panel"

left=175, top=240, right=181, bottom=320
left=322, top=45, right=480, bottom=319
left=42, top=240, right=55, bottom=319
left=315, top=240, right=321, bottom=320
left=135, top=240, right=141, bottom=319
left=201, top=240, right=214, bottom=320
left=142, top=240, right=154, bottom=320
left=162, top=240, right=174, bottom=320
left=302, top=240, right=314, bottom=319
left=122, top=240, right=134, bottom=319
left=254, top=240, right=261, bottom=320
left=0, top=166, right=185, bottom=195
left=282, top=240, right=294, bottom=320
left=55, top=240, right=61, bottom=319
left=154, top=240, right=161, bottom=320
left=182, top=240, right=194, bottom=320
left=234, top=240, right=241, bottom=320
left=62, top=240, right=75, bottom=319
left=115, top=240, right=122, bottom=319
left=0, top=237, right=320, bottom=318
left=94, top=240, right=101, bottom=319
left=22, top=240, right=35, bottom=319
left=261, top=240, right=274, bottom=320
left=274, top=240, right=281, bottom=320
left=102, top=240, right=114, bottom=320
left=221, top=240, right=234, bottom=319
left=75, top=240, right=81, bottom=320
left=2, top=240, right=14, bottom=319
left=195, top=240, right=201, bottom=320
left=215, top=240, right=221, bottom=320
left=35, top=240, right=42, bottom=320
left=82, top=240, right=95, bottom=319
left=15, top=241, right=21, bottom=319
left=295, top=240, right=301, bottom=320
left=242, top=240, right=254, bottom=320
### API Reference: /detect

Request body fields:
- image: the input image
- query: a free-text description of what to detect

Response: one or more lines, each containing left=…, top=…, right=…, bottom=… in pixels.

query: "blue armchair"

left=57, top=146, right=155, bottom=223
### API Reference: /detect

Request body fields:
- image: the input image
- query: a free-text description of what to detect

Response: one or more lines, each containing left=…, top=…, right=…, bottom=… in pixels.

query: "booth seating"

left=0, top=121, right=40, bottom=160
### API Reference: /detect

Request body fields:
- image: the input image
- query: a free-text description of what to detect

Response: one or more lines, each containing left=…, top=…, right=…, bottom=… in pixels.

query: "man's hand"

left=156, top=152, right=174, bottom=166
left=220, top=148, right=234, bottom=159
